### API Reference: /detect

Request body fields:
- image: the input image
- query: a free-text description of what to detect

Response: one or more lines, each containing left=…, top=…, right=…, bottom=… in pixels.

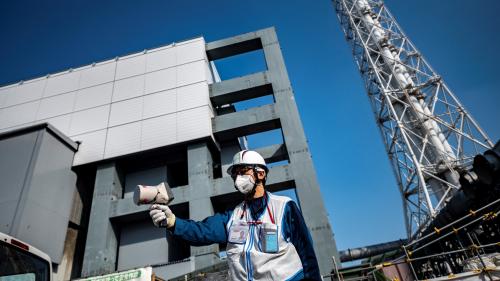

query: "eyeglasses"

left=231, top=166, right=253, bottom=177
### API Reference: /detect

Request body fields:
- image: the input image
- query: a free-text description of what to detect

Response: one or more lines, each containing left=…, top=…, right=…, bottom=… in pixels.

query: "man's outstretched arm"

left=170, top=210, right=233, bottom=246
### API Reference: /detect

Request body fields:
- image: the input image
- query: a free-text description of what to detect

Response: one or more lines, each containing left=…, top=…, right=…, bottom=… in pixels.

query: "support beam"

left=254, top=143, right=288, bottom=164
left=186, top=143, right=219, bottom=270
left=81, top=163, right=123, bottom=277
left=206, top=29, right=265, bottom=61
left=209, top=71, right=272, bottom=106
left=213, top=104, right=280, bottom=141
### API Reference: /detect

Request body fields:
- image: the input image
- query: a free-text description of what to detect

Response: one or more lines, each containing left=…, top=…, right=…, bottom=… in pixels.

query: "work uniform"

left=171, top=192, right=321, bottom=281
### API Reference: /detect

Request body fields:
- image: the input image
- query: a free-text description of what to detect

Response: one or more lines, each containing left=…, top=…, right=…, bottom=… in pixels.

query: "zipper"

left=244, top=193, right=273, bottom=280
left=245, top=224, right=254, bottom=280
left=250, top=226, right=255, bottom=278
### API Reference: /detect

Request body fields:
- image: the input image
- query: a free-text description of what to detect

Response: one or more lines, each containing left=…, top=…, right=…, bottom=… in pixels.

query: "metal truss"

left=332, top=0, right=493, bottom=236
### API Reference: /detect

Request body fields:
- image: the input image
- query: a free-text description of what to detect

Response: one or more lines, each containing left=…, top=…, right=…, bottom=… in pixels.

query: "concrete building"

left=0, top=27, right=338, bottom=280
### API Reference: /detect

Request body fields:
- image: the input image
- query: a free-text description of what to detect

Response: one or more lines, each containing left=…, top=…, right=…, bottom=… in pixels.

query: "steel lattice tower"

left=333, top=0, right=494, bottom=236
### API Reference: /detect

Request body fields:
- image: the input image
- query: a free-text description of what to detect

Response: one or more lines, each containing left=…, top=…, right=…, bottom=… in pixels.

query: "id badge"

left=228, top=222, right=249, bottom=244
left=260, top=223, right=278, bottom=253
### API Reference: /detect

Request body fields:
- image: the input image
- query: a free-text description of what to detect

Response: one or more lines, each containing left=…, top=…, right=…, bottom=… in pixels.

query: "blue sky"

left=1, top=0, right=499, bottom=255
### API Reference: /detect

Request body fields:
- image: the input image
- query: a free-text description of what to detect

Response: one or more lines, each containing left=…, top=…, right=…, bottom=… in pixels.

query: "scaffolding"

left=332, top=0, right=493, bottom=236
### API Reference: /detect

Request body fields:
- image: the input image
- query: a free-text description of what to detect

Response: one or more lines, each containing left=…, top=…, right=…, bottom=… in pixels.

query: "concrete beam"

left=212, top=104, right=280, bottom=141
left=81, top=163, right=123, bottom=277
left=206, top=28, right=270, bottom=61
left=206, top=27, right=280, bottom=61
left=265, top=164, right=295, bottom=191
left=209, top=71, right=272, bottom=106
left=186, top=143, right=219, bottom=269
left=254, top=143, right=288, bottom=164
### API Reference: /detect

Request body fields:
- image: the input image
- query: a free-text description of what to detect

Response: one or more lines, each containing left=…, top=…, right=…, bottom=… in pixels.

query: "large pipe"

left=339, top=239, right=408, bottom=262
left=353, top=0, right=459, bottom=199
left=353, top=0, right=456, bottom=163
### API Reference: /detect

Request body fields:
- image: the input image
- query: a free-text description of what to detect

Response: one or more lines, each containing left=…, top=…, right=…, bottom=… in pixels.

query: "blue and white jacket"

left=170, top=192, right=321, bottom=281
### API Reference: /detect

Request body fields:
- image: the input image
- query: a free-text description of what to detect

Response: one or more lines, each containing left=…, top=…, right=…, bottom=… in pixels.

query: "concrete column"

left=260, top=28, right=339, bottom=275
left=81, top=162, right=123, bottom=277
left=187, top=143, right=219, bottom=270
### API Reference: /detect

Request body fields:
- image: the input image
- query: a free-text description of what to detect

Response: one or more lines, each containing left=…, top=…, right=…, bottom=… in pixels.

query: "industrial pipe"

left=339, top=239, right=408, bottom=262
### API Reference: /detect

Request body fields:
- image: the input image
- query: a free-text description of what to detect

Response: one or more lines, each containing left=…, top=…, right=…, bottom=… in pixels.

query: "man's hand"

left=149, top=204, right=176, bottom=228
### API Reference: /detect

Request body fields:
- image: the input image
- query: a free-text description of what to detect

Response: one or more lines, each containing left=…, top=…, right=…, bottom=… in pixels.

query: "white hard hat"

left=227, top=150, right=268, bottom=175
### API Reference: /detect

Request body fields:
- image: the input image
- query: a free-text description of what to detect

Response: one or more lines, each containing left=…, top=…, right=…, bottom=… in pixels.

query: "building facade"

left=0, top=27, right=338, bottom=280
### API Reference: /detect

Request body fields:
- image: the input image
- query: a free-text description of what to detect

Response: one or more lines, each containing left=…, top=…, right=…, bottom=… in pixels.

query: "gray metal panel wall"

left=0, top=124, right=78, bottom=264
left=0, top=131, right=39, bottom=234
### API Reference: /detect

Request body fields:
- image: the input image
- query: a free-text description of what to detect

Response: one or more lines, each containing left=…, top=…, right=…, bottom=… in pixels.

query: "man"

left=149, top=150, right=321, bottom=281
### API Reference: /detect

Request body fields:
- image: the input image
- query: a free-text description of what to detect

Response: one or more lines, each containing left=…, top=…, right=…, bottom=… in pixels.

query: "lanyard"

left=240, top=193, right=275, bottom=224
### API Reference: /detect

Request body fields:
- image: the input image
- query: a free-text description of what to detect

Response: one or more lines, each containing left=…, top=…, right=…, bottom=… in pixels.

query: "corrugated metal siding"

left=3, top=79, right=45, bottom=107
left=109, top=97, right=143, bottom=127
left=71, top=129, right=106, bottom=165
left=0, top=100, right=39, bottom=128
left=37, top=91, right=76, bottom=120
left=79, top=60, right=116, bottom=89
left=116, top=54, right=146, bottom=80
left=69, top=105, right=110, bottom=136
left=44, top=71, right=80, bottom=97
left=105, top=121, right=142, bottom=158
left=141, top=113, right=177, bottom=150
left=142, top=88, right=177, bottom=119
left=0, top=37, right=214, bottom=166
left=74, top=83, right=113, bottom=111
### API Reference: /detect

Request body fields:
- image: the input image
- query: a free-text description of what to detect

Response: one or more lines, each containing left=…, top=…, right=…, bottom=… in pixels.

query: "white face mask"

left=234, top=174, right=255, bottom=194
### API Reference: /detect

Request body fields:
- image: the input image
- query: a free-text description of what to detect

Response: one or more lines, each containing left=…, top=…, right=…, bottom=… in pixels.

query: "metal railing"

left=329, top=197, right=500, bottom=281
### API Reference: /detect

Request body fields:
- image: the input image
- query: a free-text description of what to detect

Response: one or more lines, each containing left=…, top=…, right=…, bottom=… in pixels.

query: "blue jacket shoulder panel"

left=171, top=209, right=233, bottom=246
left=282, top=201, right=322, bottom=281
